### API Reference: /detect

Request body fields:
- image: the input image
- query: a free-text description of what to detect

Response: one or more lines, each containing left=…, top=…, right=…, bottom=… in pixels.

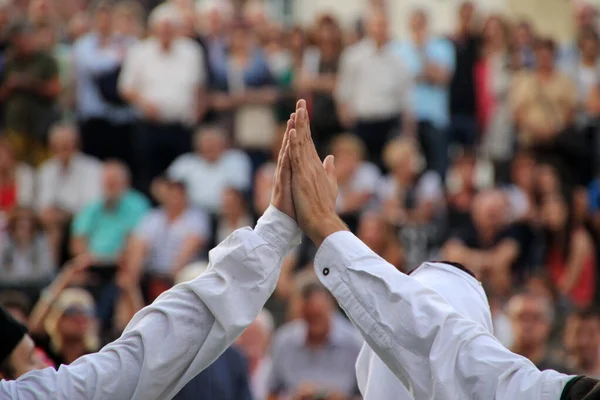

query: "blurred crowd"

left=3, top=0, right=600, bottom=398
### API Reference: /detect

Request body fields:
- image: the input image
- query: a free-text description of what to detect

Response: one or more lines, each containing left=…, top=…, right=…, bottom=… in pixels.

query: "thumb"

left=323, top=155, right=336, bottom=179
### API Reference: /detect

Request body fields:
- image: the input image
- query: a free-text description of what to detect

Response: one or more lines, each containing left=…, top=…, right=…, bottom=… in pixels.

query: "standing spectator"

left=562, top=3, right=599, bottom=65
left=565, top=309, right=600, bottom=377
left=448, top=1, right=481, bottom=149
left=72, top=0, right=138, bottom=170
left=395, top=9, right=455, bottom=178
left=236, top=309, right=275, bottom=400
left=298, top=15, right=344, bottom=155
left=214, top=187, right=253, bottom=246
left=36, top=123, right=102, bottom=264
left=506, top=291, right=571, bottom=373
left=510, top=38, right=579, bottom=178
left=0, top=208, right=55, bottom=292
left=442, top=190, right=523, bottom=295
left=167, top=125, right=251, bottom=215
left=0, top=138, right=34, bottom=215
left=119, top=3, right=206, bottom=195
left=512, top=20, right=536, bottom=70
left=210, top=21, right=278, bottom=162
left=268, top=282, right=362, bottom=400
left=476, top=15, right=515, bottom=173
left=127, top=179, right=209, bottom=301
left=356, top=211, right=404, bottom=272
left=565, top=29, right=600, bottom=130
left=335, top=9, right=414, bottom=168
left=0, top=20, right=60, bottom=165
left=198, top=0, right=231, bottom=85
left=71, top=161, right=149, bottom=264
left=330, top=134, right=380, bottom=230
left=540, top=192, right=596, bottom=309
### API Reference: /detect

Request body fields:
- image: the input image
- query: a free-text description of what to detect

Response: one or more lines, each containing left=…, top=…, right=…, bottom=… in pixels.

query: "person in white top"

left=36, top=122, right=102, bottom=260
left=0, top=112, right=301, bottom=399
left=286, top=99, right=587, bottom=400
left=119, top=3, right=207, bottom=195
left=167, top=125, right=252, bottom=214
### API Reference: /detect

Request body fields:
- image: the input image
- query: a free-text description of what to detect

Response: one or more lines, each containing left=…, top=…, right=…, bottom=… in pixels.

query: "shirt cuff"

left=314, top=230, right=372, bottom=280
left=255, top=205, right=302, bottom=257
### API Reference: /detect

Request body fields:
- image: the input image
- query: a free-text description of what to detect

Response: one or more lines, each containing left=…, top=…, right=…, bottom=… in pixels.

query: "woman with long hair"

left=540, top=192, right=596, bottom=309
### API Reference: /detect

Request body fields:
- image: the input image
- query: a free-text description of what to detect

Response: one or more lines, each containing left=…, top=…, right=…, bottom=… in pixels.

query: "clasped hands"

left=271, top=99, right=348, bottom=247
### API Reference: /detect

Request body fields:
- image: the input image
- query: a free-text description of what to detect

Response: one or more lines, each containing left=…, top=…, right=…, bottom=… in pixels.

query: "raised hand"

left=271, top=115, right=296, bottom=220
left=288, top=99, right=347, bottom=246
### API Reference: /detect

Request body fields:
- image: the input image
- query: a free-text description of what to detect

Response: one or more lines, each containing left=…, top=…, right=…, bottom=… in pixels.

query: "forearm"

left=242, top=88, right=278, bottom=105
left=7, top=206, right=300, bottom=400
left=28, top=267, right=76, bottom=334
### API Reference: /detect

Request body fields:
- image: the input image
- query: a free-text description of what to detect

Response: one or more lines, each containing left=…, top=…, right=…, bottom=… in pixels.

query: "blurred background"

left=2, top=0, right=600, bottom=398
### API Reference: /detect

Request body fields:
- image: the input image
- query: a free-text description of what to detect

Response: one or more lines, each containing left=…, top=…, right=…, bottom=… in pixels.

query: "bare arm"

left=171, top=235, right=205, bottom=277
left=560, top=230, right=593, bottom=296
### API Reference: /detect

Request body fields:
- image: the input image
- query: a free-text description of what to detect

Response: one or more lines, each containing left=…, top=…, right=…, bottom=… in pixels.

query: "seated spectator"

left=0, top=307, right=48, bottom=380
left=506, top=291, right=571, bottom=373
left=128, top=179, right=209, bottom=301
left=445, top=149, right=478, bottom=230
left=119, top=3, right=206, bottom=195
left=442, top=189, right=523, bottom=295
left=564, top=309, right=600, bottom=378
left=0, top=19, right=61, bottom=165
left=210, top=20, right=277, bottom=160
left=356, top=211, right=403, bottom=271
left=378, top=137, right=444, bottom=225
left=330, top=134, right=380, bottom=228
left=29, top=287, right=99, bottom=367
left=0, top=290, right=31, bottom=325
left=236, top=309, right=275, bottom=400
left=268, top=282, right=362, bottom=400
left=37, top=123, right=102, bottom=263
left=540, top=192, right=596, bottom=309
left=0, top=208, right=55, bottom=292
left=0, top=138, right=35, bottom=215
left=167, top=125, right=252, bottom=215
left=503, top=151, right=537, bottom=223
left=214, top=187, right=254, bottom=246
left=71, top=161, right=149, bottom=264
left=174, top=346, right=254, bottom=400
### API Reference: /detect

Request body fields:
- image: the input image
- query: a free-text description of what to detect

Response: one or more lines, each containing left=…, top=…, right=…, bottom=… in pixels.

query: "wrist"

left=307, top=214, right=348, bottom=247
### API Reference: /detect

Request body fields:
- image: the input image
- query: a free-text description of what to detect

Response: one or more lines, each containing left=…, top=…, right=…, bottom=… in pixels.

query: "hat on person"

left=175, top=261, right=209, bottom=284
left=0, top=305, right=28, bottom=364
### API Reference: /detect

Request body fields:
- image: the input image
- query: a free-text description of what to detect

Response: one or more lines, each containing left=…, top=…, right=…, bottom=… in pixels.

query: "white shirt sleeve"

left=0, top=206, right=301, bottom=400
left=313, top=231, right=574, bottom=400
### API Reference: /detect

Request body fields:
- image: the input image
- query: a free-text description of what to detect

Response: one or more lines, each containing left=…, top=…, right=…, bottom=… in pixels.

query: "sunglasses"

left=62, top=306, right=95, bottom=318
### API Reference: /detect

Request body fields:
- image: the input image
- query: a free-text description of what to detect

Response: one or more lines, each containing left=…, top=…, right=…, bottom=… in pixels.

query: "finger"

left=296, top=99, right=306, bottom=112
left=289, top=128, right=302, bottom=167
left=296, top=107, right=306, bottom=141
left=276, top=119, right=292, bottom=169
left=290, top=113, right=296, bottom=126
left=323, top=155, right=336, bottom=180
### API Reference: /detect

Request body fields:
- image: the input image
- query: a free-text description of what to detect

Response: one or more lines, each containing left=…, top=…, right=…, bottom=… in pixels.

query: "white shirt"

left=355, top=262, right=493, bottom=400
left=167, top=150, right=252, bottom=214
left=36, top=153, right=103, bottom=214
left=119, top=37, right=205, bottom=125
left=15, top=163, right=35, bottom=208
left=313, top=231, right=574, bottom=400
left=336, top=39, right=413, bottom=120
left=134, top=207, right=211, bottom=274
left=0, top=206, right=301, bottom=400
